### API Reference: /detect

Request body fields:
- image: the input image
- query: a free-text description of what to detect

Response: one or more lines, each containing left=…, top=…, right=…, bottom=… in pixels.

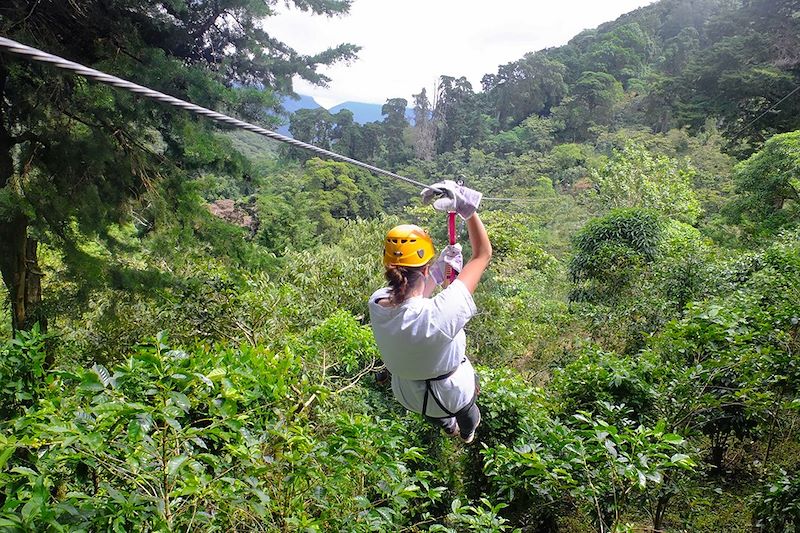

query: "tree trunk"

left=653, top=492, right=671, bottom=532
left=0, top=215, right=46, bottom=335
left=0, top=63, right=46, bottom=335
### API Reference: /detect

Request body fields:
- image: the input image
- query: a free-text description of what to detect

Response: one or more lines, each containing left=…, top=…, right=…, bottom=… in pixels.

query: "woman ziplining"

left=368, top=180, right=491, bottom=443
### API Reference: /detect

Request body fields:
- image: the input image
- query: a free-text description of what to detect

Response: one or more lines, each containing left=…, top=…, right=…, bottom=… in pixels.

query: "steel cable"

left=0, top=36, right=433, bottom=188
left=0, top=36, right=541, bottom=203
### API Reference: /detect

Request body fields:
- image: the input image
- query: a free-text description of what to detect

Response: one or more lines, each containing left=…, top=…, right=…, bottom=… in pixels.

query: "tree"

left=592, top=142, right=702, bottom=224
left=584, top=23, right=653, bottom=84
left=674, top=33, right=799, bottom=144
left=569, top=208, right=664, bottom=304
left=331, top=108, right=361, bottom=158
left=411, top=88, right=435, bottom=160
left=289, top=108, right=336, bottom=150
left=553, top=72, right=622, bottom=141
left=300, top=158, right=381, bottom=236
left=433, top=76, right=485, bottom=154
left=0, top=0, right=358, bottom=333
left=381, top=98, right=410, bottom=167
left=482, top=52, right=567, bottom=129
left=726, top=130, right=800, bottom=235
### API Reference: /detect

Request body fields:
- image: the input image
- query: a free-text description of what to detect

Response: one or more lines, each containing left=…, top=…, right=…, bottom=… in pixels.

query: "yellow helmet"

left=383, top=224, right=435, bottom=267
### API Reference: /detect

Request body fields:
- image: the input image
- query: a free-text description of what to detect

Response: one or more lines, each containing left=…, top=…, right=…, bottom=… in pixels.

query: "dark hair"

left=385, top=264, right=427, bottom=305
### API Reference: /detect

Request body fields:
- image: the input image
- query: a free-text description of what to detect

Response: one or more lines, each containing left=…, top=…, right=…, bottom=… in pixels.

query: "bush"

left=0, top=334, right=446, bottom=531
left=569, top=208, right=663, bottom=303
left=592, top=141, right=702, bottom=224
left=0, top=325, right=49, bottom=418
left=752, top=469, right=800, bottom=532
left=299, top=309, right=381, bottom=376
left=485, top=409, right=696, bottom=533
left=551, top=347, right=658, bottom=425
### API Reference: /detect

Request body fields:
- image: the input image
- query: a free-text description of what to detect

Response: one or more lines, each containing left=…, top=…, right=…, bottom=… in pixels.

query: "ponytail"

left=385, top=264, right=426, bottom=305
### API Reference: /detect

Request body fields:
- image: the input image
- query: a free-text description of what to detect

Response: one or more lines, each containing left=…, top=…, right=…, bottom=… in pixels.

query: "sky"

left=267, top=0, right=659, bottom=108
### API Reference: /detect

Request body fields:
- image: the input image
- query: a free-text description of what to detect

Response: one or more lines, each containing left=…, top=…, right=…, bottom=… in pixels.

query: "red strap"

left=447, top=211, right=457, bottom=283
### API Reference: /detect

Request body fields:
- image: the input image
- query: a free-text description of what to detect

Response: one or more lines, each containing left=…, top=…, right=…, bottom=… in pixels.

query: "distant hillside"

left=280, top=96, right=413, bottom=129
left=282, top=94, right=323, bottom=113
left=328, top=101, right=383, bottom=124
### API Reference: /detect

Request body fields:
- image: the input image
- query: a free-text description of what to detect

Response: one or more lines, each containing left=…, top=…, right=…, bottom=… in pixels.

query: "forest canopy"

left=0, top=0, right=799, bottom=531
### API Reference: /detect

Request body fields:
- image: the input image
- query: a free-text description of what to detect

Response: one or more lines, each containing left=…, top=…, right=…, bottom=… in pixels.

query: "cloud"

left=267, top=0, right=658, bottom=108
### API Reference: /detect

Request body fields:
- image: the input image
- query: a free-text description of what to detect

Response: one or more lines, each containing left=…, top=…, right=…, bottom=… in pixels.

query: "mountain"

left=328, top=101, right=384, bottom=124
left=282, top=94, right=323, bottom=113
left=281, top=95, right=413, bottom=127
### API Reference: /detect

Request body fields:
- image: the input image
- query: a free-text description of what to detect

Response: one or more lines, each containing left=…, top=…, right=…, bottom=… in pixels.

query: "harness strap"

left=421, top=357, right=468, bottom=418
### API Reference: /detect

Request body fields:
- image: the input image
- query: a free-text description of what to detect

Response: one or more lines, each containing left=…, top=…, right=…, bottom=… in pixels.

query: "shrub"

left=300, top=309, right=381, bottom=376
left=0, top=335, right=445, bottom=531
left=569, top=208, right=663, bottom=303
left=0, top=325, right=49, bottom=418
left=551, top=347, right=658, bottom=425
left=592, top=141, right=702, bottom=224
left=752, top=469, right=800, bottom=532
left=484, top=411, right=696, bottom=533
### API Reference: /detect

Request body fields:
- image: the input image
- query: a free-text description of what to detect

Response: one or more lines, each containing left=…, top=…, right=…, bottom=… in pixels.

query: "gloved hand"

left=429, top=244, right=463, bottom=285
left=420, top=180, right=482, bottom=220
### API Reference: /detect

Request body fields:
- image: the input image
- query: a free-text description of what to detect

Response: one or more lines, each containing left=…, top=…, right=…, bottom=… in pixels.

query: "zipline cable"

left=0, top=36, right=554, bottom=205
left=0, top=36, right=432, bottom=189
left=729, top=83, right=800, bottom=140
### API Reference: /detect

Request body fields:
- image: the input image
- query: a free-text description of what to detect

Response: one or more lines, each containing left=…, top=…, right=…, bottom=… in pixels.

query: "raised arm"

left=420, top=179, right=490, bottom=294
left=457, top=213, right=492, bottom=294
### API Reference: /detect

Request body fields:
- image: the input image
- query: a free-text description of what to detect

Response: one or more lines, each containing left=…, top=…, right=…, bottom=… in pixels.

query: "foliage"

left=752, top=469, right=800, bottom=532
left=0, top=324, right=49, bottom=418
left=592, top=142, right=702, bottom=224
left=300, top=309, right=380, bottom=376
left=0, top=330, right=448, bottom=531
left=484, top=408, right=696, bottom=533
left=481, top=52, right=567, bottom=130
left=430, top=498, right=519, bottom=533
left=552, top=72, right=623, bottom=141
left=569, top=208, right=663, bottom=303
left=0, top=0, right=359, bottom=330
left=727, top=130, right=800, bottom=237
left=552, top=347, right=658, bottom=426
left=650, top=232, right=800, bottom=469
left=299, top=158, right=382, bottom=237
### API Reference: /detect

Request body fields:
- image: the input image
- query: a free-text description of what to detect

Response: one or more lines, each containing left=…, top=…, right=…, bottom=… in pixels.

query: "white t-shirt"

left=368, top=279, right=478, bottom=417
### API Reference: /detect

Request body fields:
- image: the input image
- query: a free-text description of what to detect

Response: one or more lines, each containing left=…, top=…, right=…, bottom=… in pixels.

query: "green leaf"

left=167, top=455, right=189, bottom=476
left=79, top=371, right=104, bottom=392
left=127, top=419, right=143, bottom=442
left=169, top=392, right=191, bottom=412
left=0, top=443, right=16, bottom=470
left=11, top=467, right=37, bottom=477
left=206, top=368, right=227, bottom=381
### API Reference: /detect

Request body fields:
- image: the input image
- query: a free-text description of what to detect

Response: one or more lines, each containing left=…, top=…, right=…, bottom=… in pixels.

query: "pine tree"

left=0, top=0, right=358, bottom=333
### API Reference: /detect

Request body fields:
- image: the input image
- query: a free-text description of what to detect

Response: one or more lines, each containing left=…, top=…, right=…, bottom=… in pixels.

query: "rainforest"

left=0, top=0, right=799, bottom=531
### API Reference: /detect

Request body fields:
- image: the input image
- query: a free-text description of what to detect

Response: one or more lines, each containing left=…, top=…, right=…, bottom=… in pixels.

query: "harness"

left=421, top=357, right=477, bottom=419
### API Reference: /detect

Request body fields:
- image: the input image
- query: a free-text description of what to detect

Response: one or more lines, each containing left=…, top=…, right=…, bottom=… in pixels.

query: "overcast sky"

left=267, top=0, right=658, bottom=108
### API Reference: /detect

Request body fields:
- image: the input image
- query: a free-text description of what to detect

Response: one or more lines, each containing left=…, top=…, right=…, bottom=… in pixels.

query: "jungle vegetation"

left=0, top=0, right=799, bottom=531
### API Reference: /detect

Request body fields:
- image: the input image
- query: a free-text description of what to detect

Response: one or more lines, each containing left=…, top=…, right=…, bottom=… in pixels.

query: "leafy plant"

left=592, top=142, right=702, bottom=224
left=0, top=324, right=49, bottom=417
left=552, top=347, right=658, bottom=425
left=485, top=409, right=696, bottom=533
left=752, top=469, right=800, bottom=532
left=569, top=208, right=663, bottom=303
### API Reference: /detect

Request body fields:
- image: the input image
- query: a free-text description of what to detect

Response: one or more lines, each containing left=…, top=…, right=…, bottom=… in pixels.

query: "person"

left=368, top=180, right=491, bottom=443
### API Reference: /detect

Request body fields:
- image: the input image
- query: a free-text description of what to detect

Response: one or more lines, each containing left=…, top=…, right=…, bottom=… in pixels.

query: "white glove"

left=420, top=180, right=483, bottom=220
left=429, top=244, right=463, bottom=285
